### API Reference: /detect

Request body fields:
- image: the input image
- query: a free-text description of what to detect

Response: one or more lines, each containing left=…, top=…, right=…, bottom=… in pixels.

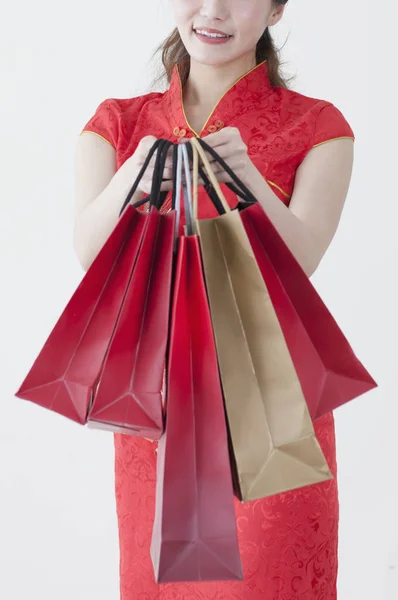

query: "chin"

left=191, top=53, right=234, bottom=67
left=187, top=44, right=240, bottom=68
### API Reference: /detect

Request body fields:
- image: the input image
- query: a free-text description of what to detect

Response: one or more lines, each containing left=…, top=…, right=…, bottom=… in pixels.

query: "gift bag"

left=151, top=144, right=242, bottom=583
left=190, top=137, right=332, bottom=502
left=15, top=139, right=165, bottom=424
left=197, top=138, right=377, bottom=420
left=87, top=141, right=177, bottom=439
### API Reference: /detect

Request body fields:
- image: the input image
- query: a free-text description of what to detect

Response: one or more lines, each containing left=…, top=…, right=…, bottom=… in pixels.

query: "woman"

left=74, top=1, right=354, bottom=598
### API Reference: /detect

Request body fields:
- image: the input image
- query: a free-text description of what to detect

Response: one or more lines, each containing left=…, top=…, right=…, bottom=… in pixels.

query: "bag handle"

left=197, top=138, right=258, bottom=207
left=170, top=143, right=179, bottom=211
left=119, top=138, right=165, bottom=216
left=124, top=139, right=234, bottom=218
left=132, top=141, right=224, bottom=215
left=183, top=142, right=227, bottom=215
left=134, top=139, right=172, bottom=211
left=180, top=142, right=195, bottom=235
left=149, top=140, right=174, bottom=210
left=189, top=154, right=253, bottom=209
left=201, top=172, right=253, bottom=207
left=189, top=138, right=230, bottom=223
left=174, top=144, right=184, bottom=240
left=128, top=142, right=179, bottom=214
left=174, top=142, right=195, bottom=237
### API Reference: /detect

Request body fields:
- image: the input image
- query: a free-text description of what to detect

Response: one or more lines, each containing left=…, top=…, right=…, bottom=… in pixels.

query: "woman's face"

left=170, top=0, right=284, bottom=66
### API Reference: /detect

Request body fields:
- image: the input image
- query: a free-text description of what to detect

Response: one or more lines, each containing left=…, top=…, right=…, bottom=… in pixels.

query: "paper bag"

left=190, top=138, right=332, bottom=502
left=151, top=144, right=242, bottom=582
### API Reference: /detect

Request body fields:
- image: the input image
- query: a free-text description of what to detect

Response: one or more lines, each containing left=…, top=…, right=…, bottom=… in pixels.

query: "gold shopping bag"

left=189, top=137, right=332, bottom=502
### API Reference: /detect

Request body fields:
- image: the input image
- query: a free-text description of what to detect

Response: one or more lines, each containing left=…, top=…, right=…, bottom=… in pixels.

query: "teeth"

left=196, top=29, right=229, bottom=38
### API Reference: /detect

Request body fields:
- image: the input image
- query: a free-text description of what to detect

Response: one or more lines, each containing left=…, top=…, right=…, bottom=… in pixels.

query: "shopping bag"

left=151, top=144, right=242, bottom=583
left=189, top=138, right=332, bottom=502
left=87, top=140, right=177, bottom=439
left=15, top=139, right=165, bottom=424
left=197, top=138, right=377, bottom=419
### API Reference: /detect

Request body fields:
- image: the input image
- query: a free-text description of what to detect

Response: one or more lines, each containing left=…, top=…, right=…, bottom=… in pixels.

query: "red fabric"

left=81, top=61, right=354, bottom=208
left=312, top=102, right=354, bottom=147
left=82, top=61, right=353, bottom=599
left=82, top=98, right=121, bottom=148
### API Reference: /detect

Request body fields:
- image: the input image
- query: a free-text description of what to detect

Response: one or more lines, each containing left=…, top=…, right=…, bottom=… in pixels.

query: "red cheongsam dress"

left=81, top=60, right=355, bottom=600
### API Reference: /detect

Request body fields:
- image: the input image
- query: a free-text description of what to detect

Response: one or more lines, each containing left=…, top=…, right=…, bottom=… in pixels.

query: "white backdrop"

left=1, top=0, right=395, bottom=598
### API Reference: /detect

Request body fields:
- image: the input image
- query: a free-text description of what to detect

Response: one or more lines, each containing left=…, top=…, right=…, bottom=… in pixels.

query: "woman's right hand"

left=126, top=136, right=176, bottom=197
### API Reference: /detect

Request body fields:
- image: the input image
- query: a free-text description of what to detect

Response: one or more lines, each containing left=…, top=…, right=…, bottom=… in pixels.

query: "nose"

left=199, top=0, right=228, bottom=21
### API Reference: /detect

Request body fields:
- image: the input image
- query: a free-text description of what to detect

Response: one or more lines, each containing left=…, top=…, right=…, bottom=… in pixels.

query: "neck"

left=183, top=53, right=257, bottom=112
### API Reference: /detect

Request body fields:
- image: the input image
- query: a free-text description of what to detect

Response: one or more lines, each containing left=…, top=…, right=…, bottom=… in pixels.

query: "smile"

left=193, top=28, right=233, bottom=45
left=194, top=29, right=232, bottom=39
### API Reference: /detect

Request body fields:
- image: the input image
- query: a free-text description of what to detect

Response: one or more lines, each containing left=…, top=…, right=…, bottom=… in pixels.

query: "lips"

left=193, top=27, right=232, bottom=39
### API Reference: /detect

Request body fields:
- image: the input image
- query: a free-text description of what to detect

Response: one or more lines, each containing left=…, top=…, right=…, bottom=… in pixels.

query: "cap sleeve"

left=312, top=102, right=355, bottom=148
left=80, top=99, right=120, bottom=148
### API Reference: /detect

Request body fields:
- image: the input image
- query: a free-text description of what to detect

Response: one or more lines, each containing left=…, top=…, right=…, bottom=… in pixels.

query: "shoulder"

left=80, top=91, right=164, bottom=148
left=275, top=87, right=355, bottom=146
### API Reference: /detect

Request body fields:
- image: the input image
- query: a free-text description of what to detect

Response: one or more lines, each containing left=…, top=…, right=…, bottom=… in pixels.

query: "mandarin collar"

left=167, top=60, right=272, bottom=138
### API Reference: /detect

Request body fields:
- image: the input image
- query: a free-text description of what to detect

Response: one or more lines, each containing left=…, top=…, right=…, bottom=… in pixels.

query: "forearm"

left=74, top=167, right=144, bottom=271
left=244, top=164, right=320, bottom=277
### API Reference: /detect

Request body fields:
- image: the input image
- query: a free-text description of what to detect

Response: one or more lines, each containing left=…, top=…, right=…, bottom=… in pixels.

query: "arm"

left=73, top=134, right=143, bottom=271
left=244, top=137, right=354, bottom=276
left=198, top=101, right=355, bottom=277
left=73, top=133, right=175, bottom=271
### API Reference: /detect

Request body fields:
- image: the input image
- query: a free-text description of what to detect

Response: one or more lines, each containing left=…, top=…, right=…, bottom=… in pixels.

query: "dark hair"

left=154, top=0, right=291, bottom=89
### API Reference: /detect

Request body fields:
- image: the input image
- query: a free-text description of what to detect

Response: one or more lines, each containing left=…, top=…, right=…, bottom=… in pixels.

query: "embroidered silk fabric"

left=81, top=61, right=354, bottom=600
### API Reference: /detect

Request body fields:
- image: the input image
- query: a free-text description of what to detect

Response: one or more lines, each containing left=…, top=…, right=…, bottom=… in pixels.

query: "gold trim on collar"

left=177, top=60, right=268, bottom=138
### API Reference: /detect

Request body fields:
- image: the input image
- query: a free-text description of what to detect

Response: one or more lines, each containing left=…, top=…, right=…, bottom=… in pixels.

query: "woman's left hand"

left=180, top=126, right=257, bottom=188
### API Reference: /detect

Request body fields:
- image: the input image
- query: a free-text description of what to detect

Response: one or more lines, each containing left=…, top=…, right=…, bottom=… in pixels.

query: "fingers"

left=142, top=174, right=233, bottom=195
left=137, top=135, right=158, bottom=156
left=139, top=179, right=174, bottom=195
left=139, top=136, right=235, bottom=178
left=202, top=127, right=246, bottom=153
left=208, top=172, right=232, bottom=184
left=179, top=137, right=243, bottom=175
left=208, top=156, right=244, bottom=176
left=161, top=166, right=174, bottom=180
left=160, top=180, right=175, bottom=192
left=135, top=135, right=241, bottom=196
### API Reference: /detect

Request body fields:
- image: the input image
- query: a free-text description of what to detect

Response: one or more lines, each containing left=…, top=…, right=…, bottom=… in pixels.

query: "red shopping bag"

left=150, top=148, right=242, bottom=582
left=15, top=139, right=164, bottom=424
left=198, top=138, right=377, bottom=419
left=241, top=205, right=377, bottom=419
left=87, top=141, right=176, bottom=439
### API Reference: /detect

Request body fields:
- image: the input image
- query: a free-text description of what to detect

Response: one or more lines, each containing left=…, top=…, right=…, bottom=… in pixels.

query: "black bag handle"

left=121, top=138, right=252, bottom=218
left=119, top=138, right=166, bottom=216
left=197, top=138, right=258, bottom=210
left=149, top=139, right=174, bottom=210
left=183, top=143, right=228, bottom=215
left=119, top=139, right=166, bottom=217
left=196, top=164, right=254, bottom=211
left=127, top=141, right=177, bottom=213
left=119, top=138, right=173, bottom=216
left=133, top=141, right=233, bottom=216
